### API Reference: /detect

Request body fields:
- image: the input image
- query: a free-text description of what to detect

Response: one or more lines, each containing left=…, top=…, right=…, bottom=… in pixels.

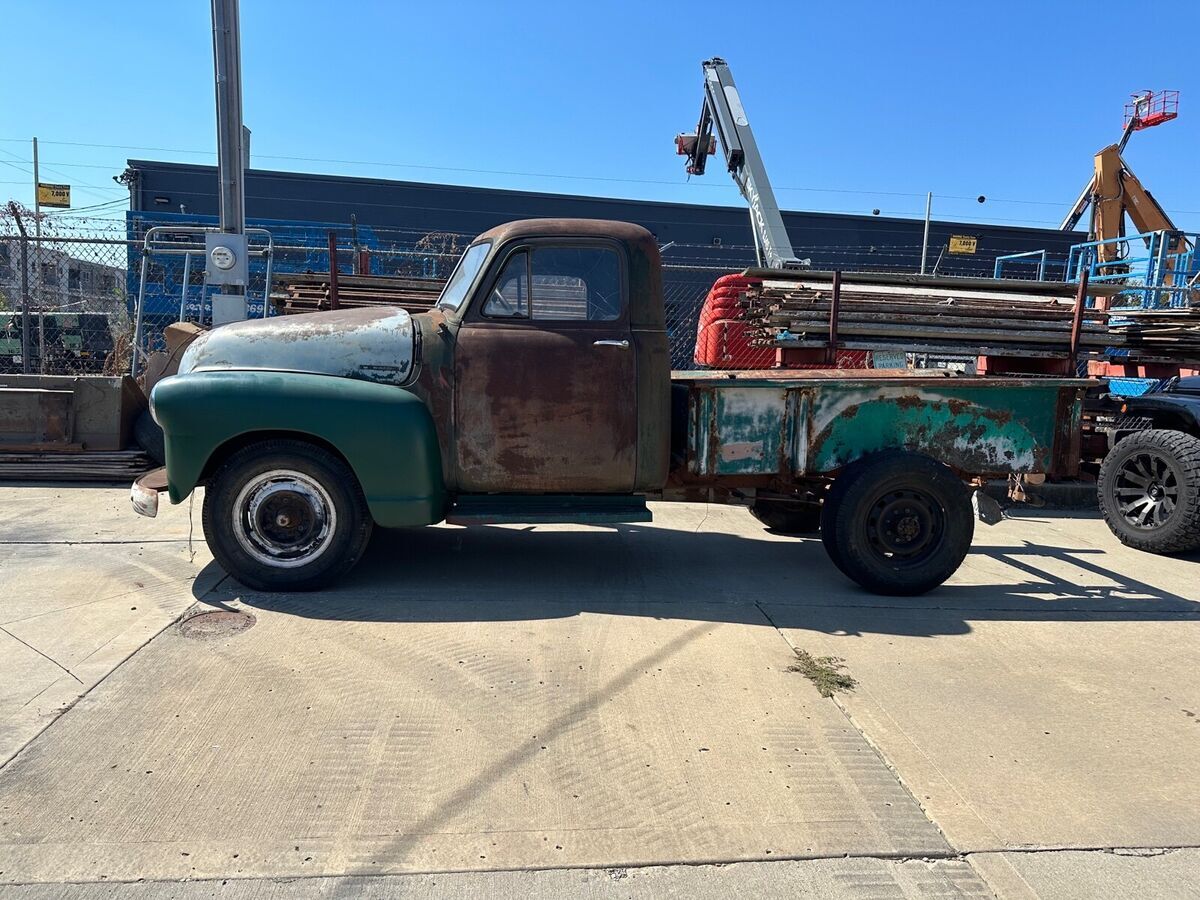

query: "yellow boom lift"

left=1060, top=91, right=1192, bottom=284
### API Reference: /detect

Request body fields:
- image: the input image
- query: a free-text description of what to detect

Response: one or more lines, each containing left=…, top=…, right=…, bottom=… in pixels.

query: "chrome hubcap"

left=232, top=470, right=336, bottom=568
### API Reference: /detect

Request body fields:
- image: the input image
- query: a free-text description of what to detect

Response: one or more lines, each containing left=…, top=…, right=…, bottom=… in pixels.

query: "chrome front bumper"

left=130, top=466, right=168, bottom=518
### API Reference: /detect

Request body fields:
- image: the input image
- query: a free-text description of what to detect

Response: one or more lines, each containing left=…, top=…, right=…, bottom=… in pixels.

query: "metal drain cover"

left=179, top=610, right=256, bottom=640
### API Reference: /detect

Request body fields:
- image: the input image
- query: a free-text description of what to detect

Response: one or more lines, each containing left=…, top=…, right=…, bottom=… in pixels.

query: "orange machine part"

left=694, top=274, right=869, bottom=370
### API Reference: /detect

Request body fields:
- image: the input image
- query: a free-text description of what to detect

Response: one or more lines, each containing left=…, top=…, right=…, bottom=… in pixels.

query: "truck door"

left=454, top=242, right=637, bottom=493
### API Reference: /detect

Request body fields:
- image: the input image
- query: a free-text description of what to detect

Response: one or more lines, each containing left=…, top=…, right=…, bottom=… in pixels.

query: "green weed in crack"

left=788, top=649, right=857, bottom=698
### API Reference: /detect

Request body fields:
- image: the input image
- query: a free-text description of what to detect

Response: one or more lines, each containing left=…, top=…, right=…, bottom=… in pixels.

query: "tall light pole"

left=208, top=0, right=249, bottom=324
left=920, top=191, right=932, bottom=275
left=211, top=0, right=246, bottom=236
left=919, top=193, right=986, bottom=275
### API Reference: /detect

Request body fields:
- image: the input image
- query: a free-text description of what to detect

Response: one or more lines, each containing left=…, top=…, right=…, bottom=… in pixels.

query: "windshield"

left=436, top=241, right=491, bottom=312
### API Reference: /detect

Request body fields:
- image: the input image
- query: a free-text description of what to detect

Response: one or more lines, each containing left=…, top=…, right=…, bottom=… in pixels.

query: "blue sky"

left=2, top=0, right=1197, bottom=232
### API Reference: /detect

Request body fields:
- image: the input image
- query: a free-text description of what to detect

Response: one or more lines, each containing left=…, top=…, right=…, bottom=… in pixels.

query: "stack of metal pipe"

left=740, top=270, right=1118, bottom=360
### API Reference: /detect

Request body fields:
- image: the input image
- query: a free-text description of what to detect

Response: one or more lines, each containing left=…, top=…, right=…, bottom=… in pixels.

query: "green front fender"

left=151, top=370, right=446, bottom=527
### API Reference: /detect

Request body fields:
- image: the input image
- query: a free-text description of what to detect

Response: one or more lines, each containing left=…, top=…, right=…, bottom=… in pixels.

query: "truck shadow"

left=196, top=520, right=1200, bottom=639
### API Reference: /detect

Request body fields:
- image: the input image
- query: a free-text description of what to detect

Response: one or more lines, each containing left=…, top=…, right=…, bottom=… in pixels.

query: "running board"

left=446, top=494, right=652, bottom=525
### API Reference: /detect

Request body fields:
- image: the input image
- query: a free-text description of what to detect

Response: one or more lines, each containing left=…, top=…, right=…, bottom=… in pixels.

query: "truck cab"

left=410, top=219, right=670, bottom=496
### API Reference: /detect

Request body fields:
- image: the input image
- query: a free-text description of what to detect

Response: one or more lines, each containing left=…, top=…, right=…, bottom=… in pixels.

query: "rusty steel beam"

left=1066, top=268, right=1089, bottom=372
left=327, top=231, right=340, bottom=310
left=825, top=270, right=842, bottom=366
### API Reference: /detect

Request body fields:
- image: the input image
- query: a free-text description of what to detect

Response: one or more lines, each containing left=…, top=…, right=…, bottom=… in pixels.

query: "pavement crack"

left=0, top=602, right=200, bottom=772
left=0, top=624, right=83, bottom=684
left=0, top=539, right=190, bottom=545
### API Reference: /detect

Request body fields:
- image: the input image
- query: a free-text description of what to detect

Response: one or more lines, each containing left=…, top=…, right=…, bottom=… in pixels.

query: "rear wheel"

left=1097, top=429, right=1200, bottom=554
left=820, top=452, right=974, bottom=596
left=202, top=439, right=373, bottom=591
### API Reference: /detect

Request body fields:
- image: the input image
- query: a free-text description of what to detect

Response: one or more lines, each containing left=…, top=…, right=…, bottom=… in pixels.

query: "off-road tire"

left=1097, top=429, right=1200, bottom=555
left=202, top=439, right=373, bottom=591
left=820, top=451, right=974, bottom=596
left=750, top=498, right=821, bottom=534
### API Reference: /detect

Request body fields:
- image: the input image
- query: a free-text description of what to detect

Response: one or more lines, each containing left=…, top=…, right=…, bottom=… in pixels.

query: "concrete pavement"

left=0, top=487, right=1197, bottom=897
left=0, top=485, right=216, bottom=765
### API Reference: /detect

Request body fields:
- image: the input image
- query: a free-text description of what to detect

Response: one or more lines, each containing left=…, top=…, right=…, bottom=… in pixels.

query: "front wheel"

left=820, top=452, right=974, bottom=596
left=202, top=439, right=374, bottom=591
left=1097, top=429, right=1200, bottom=554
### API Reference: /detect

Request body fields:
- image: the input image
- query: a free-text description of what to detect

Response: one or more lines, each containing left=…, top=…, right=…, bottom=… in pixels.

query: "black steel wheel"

left=203, top=439, right=373, bottom=591
left=821, top=451, right=974, bottom=596
left=1098, top=429, right=1200, bottom=554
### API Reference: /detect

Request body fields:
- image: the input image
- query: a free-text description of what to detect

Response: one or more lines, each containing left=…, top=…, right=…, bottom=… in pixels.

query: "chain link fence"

left=2, top=206, right=1023, bottom=377
left=122, top=211, right=752, bottom=374
left=0, top=211, right=132, bottom=376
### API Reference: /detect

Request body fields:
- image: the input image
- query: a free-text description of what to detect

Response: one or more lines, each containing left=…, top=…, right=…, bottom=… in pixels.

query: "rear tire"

left=202, top=439, right=373, bottom=591
left=1097, top=429, right=1200, bottom=554
left=820, top=451, right=974, bottom=596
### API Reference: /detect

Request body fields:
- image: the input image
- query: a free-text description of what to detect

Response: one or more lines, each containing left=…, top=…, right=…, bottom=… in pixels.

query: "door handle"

left=593, top=339, right=629, bottom=349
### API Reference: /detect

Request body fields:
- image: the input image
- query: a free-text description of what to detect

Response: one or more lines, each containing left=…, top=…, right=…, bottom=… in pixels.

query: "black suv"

left=1098, top=376, right=1200, bottom=554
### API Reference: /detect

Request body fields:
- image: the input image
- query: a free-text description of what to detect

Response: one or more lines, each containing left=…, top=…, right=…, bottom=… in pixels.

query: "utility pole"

left=31, top=137, right=44, bottom=371
left=212, top=0, right=246, bottom=236
left=208, top=0, right=249, bottom=323
left=31, top=138, right=41, bottom=239
left=920, top=192, right=932, bottom=275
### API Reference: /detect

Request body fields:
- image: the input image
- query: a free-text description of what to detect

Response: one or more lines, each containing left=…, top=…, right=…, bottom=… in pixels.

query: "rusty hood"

left=177, top=307, right=416, bottom=386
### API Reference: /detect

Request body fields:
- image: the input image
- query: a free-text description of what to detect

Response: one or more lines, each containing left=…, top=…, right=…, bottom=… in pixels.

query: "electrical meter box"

left=205, top=232, right=248, bottom=287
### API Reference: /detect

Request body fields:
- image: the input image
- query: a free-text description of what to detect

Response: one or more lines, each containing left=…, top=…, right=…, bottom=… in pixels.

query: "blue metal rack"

left=1064, top=230, right=1198, bottom=310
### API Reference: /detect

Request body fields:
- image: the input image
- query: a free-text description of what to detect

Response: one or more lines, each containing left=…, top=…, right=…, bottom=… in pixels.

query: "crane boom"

left=1090, top=144, right=1190, bottom=286
left=676, top=58, right=802, bottom=269
left=1059, top=107, right=1144, bottom=231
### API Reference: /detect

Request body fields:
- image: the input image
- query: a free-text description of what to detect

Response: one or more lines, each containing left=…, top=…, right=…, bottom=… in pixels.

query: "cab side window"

left=481, top=246, right=622, bottom=321
left=482, top=251, right=529, bottom=318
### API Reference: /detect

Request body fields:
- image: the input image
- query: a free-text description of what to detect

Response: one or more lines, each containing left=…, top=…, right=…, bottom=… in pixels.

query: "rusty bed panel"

left=683, top=374, right=1091, bottom=480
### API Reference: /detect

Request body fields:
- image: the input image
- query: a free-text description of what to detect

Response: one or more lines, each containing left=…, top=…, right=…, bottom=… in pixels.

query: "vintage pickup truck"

left=132, top=218, right=1089, bottom=595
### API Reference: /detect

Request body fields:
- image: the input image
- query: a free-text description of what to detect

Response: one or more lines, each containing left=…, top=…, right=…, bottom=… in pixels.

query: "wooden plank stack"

left=1107, top=308, right=1200, bottom=359
left=271, top=272, right=446, bottom=315
left=0, top=448, right=153, bottom=482
left=742, top=271, right=1117, bottom=360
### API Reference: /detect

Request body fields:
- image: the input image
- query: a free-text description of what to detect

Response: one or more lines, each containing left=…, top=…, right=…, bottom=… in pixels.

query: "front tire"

left=820, top=452, right=974, bottom=596
left=202, top=439, right=373, bottom=591
left=1097, top=429, right=1200, bottom=554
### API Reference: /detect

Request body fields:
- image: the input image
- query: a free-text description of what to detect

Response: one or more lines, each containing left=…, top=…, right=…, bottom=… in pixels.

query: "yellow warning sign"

left=948, top=235, right=977, bottom=255
left=37, top=183, right=71, bottom=209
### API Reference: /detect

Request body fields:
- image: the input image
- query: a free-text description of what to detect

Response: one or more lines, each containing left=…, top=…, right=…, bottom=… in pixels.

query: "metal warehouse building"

left=121, top=160, right=1084, bottom=365
left=124, top=160, right=1081, bottom=275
